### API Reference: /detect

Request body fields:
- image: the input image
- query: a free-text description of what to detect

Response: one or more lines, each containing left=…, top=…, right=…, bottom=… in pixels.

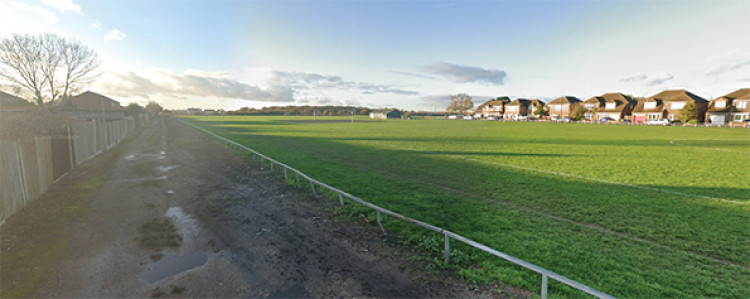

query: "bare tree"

left=0, top=33, right=99, bottom=106
left=0, top=34, right=48, bottom=106
left=447, top=93, right=473, bottom=114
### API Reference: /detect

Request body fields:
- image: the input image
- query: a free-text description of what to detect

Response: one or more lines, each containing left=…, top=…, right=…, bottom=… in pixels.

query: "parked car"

left=556, top=117, right=572, bottom=123
left=599, top=117, right=616, bottom=122
left=513, top=115, right=528, bottom=121
left=646, top=119, right=670, bottom=126
left=485, top=116, right=497, bottom=120
left=463, top=115, right=473, bottom=120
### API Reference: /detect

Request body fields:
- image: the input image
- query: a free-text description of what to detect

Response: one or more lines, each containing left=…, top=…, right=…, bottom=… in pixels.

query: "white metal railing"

left=178, top=118, right=615, bottom=299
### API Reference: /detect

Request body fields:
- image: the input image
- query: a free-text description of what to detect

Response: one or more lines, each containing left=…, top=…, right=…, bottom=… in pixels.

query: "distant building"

left=586, top=93, right=636, bottom=121
left=0, top=90, right=31, bottom=110
left=62, top=91, right=121, bottom=111
left=705, top=88, right=750, bottom=125
left=546, top=96, right=582, bottom=120
left=475, top=98, right=511, bottom=119
left=369, top=109, right=401, bottom=119
left=187, top=108, right=202, bottom=115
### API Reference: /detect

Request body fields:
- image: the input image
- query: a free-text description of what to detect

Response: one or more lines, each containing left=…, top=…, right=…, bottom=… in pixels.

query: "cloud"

left=619, top=74, right=647, bottom=82
left=96, top=69, right=294, bottom=102
left=272, top=71, right=419, bottom=95
left=420, top=62, right=507, bottom=85
left=707, top=60, right=750, bottom=76
left=105, top=29, right=126, bottom=41
left=646, top=73, right=674, bottom=86
left=619, top=73, right=674, bottom=86
left=39, top=0, right=81, bottom=14
left=12, top=2, right=57, bottom=23
left=392, top=71, right=436, bottom=80
left=92, top=20, right=100, bottom=29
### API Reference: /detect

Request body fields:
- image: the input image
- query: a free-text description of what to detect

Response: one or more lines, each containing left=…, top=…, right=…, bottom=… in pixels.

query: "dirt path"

left=1, top=117, right=528, bottom=298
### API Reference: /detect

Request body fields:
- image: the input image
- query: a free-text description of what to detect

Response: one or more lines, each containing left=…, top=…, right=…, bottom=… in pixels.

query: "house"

left=0, top=90, right=31, bottom=109
left=632, top=98, right=666, bottom=124
left=63, top=91, right=121, bottom=111
left=475, top=98, right=511, bottom=119
left=706, top=88, right=750, bottom=125
left=590, top=93, right=636, bottom=121
left=581, top=96, right=605, bottom=121
left=545, top=96, right=582, bottom=120
left=650, top=89, right=708, bottom=122
left=369, top=109, right=401, bottom=119
left=502, top=98, right=539, bottom=119
left=527, top=99, right=545, bottom=117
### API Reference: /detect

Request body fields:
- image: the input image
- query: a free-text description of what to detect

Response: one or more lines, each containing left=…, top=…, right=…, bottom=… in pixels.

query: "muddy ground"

left=1, top=117, right=529, bottom=298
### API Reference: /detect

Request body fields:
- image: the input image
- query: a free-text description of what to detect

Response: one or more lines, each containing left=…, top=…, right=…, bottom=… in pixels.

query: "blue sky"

left=1, top=0, right=749, bottom=110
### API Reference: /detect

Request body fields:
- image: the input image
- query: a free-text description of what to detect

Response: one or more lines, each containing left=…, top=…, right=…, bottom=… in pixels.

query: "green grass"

left=180, top=115, right=750, bottom=298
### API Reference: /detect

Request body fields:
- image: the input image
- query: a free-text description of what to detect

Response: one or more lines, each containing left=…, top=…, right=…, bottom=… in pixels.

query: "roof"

left=647, top=89, right=707, bottom=103
left=632, top=98, right=664, bottom=113
left=594, top=93, right=634, bottom=112
left=505, top=99, right=531, bottom=106
left=477, top=98, right=510, bottom=110
left=707, top=96, right=750, bottom=113
left=528, top=99, right=545, bottom=106
left=0, top=90, right=31, bottom=108
left=583, top=96, right=604, bottom=105
left=547, top=96, right=581, bottom=105
left=723, top=88, right=750, bottom=99
left=372, top=109, right=399, bottom=113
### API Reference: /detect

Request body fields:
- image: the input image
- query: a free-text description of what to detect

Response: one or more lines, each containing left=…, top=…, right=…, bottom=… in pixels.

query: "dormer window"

left=584, top=104, right=595, bottom=110
left=715, top=101, right=726, bottom=108
left=737, top=101, right=747, bottom=109
left=671, top=102, right=685, bottom=110
left=605, top=102, right=616, bottom=109
left=644, top=102, right=656, bottom=109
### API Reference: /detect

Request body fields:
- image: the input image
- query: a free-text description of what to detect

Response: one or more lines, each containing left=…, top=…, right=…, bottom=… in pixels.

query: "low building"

left=0, top=90, right=31, bottom=110
left=503, top=99, right=535, bottom=119
left=63, top=91, right=121, bottom=111
left=581, top=96, right=605, bottom=121
left=632, top=98, right=666, bottom=123
left=706, top=88, right=750, bottom=125
left=369, top=109, right=401, bottom=119
left=476, top=98, right=511, bottom=119
left=656, top=89, right=708, bottom=122
left=591, top=93, right=636, bottom=121
left=546, top=96, right=582, bottom=120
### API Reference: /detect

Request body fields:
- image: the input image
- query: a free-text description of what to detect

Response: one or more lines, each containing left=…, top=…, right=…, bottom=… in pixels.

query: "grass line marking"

left=669, top=139, right=748, bottom=153
left=457, top=156, right=748, bottom=205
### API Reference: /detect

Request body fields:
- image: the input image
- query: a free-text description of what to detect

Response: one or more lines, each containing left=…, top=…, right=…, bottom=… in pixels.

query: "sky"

left=1, top=0, right=749, bottom=111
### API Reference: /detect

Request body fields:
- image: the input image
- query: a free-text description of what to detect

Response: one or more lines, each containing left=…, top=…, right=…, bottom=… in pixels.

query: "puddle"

left=141, top=253, right=208, bottom=283
left=158, top=165, right=179, bottom=172
left=269, top=284, right=310, bottom=298
left=166, top=207, right=201, bottom=247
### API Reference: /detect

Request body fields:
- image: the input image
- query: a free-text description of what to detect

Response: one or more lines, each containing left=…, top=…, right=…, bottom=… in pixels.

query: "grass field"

left=180, top=115, right=750, bottom=298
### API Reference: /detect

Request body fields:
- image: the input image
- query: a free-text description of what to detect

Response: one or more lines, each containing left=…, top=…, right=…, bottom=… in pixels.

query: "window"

left=506, top=106, right=517, bottom=112
left=584, top=104, right=595, bottom=110
left=737, top=101, right=748, bottom=109
left=715, top=101, right=726, bottom=108
left=671, top=102, right=685, bottom=110
left=605, top=102, right=616, bottom=109
left=644, top=102, right=656, bottom=109
left=554, top=105, right=563, bottom=111
left=648, top=113, right=660, bottom=120
left=734, top=114, right=749, bottom=122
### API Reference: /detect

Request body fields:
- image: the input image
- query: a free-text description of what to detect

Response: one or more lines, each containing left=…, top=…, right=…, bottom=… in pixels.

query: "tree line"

left=226, top=106, right=373, bottom=116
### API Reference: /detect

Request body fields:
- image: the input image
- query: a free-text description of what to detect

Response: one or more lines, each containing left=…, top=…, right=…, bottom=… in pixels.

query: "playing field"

left=180, top=115, right=750, bottom=298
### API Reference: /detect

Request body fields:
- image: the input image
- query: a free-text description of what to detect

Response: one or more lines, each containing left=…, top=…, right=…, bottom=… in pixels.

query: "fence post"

left=338, top=193, right=344, bottom=207
left=284, top=168, right=288, bottom=181
left=310, top=180, right=317, bottom=198
left=260, top=158, right=264, bottom=169
left=541, top=274, right=548, bottom=299
left=444, top=234, right=450, bottom=264
left=270, top=161, right=274, bottom=170
left=376, top=211, right=386, bottom=235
